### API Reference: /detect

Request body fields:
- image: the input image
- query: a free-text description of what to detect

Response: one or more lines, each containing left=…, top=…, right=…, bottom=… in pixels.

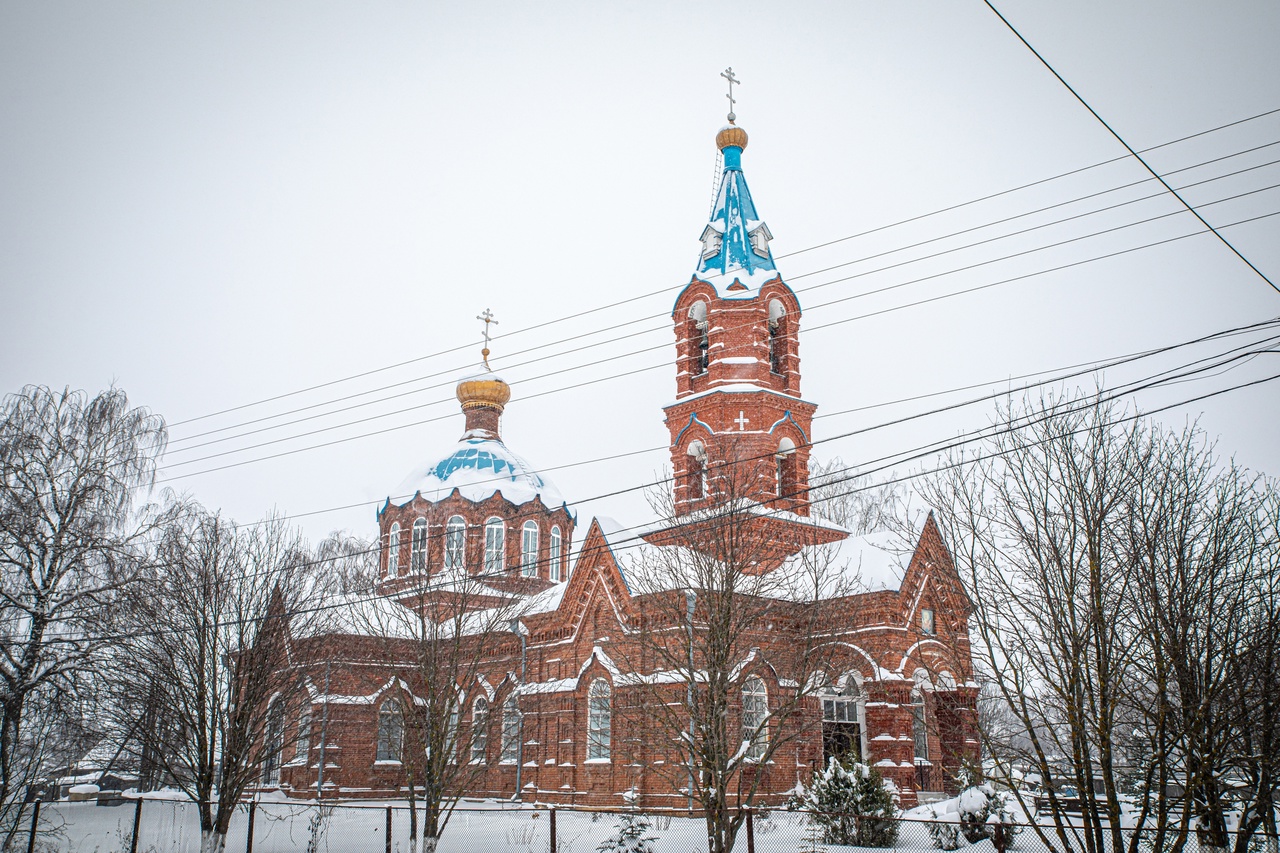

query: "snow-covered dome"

left=399, top=437, right=567, bottom=509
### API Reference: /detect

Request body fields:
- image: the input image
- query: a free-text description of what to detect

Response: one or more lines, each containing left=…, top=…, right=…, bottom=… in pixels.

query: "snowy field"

left=21, top=798, right=1024, bottom=853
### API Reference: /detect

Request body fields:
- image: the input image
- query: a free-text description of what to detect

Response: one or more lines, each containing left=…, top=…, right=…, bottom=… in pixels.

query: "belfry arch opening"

left=775, top=436, right=797, bottom=500
left=688, top=301, right=709, bottom=376
left=686, top=440, right=709, bottom=500
left=768, top=298, right=786, bottom=375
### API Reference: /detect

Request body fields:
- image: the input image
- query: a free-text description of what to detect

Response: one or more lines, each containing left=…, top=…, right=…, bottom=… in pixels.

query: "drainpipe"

left=685, top=589, right=696, bottom=813
left=511, top=619, right=528, bottom=800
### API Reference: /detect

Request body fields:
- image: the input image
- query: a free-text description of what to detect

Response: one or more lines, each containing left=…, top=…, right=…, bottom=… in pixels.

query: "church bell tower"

left=662, top=87, right=822, bottom=529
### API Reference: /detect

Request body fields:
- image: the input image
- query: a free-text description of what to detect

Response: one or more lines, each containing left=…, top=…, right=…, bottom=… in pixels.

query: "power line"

left=165, top=105, right=1280, bottom=430
left=981, top=0, right=1279, bottom=294
left=28, top=361, right=1280, bottom=647
left=164, top=141, right=1280, bottom=450
left=154, top=204, right=1280, bottom=478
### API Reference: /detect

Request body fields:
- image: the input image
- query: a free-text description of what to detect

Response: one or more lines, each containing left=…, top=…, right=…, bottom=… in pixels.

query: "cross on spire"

left=720, top=67, right=740, bottom=122
left=477, top=308, right=498, bottom=369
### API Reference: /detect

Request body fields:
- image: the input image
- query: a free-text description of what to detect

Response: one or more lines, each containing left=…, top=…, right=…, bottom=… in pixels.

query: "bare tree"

left=617, top=444, right=855, bottom=853
left=0, top=385, right=165, bottom=847
left=133, top=502, right=313, bottom=853
left=922, top=391, right=1279, bottom=853
left=347, top=564, right=525, bottom=853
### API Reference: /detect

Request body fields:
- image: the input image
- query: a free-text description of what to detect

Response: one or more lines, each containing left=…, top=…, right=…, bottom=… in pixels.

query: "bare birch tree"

left=0, top=385, right=165, bottom=847
left=132, top=502, right=313, bottom=853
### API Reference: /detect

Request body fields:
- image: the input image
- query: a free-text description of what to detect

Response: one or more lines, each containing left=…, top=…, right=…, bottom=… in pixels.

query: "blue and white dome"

left=398, top=437, right=567, bottom=510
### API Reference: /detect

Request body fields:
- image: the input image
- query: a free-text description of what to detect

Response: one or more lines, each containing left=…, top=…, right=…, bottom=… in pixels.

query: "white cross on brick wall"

left=734, top=411, right=750, bottom=431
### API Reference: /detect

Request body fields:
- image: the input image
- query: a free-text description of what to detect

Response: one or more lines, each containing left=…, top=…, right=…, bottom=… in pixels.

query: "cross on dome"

left=720, top=66, right=739, bottom=122
left=477, top=308, right=499, bottom=369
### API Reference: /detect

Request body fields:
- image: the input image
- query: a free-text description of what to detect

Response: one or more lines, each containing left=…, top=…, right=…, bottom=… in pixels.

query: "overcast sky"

left=2, top=1, right=1278, bottom=544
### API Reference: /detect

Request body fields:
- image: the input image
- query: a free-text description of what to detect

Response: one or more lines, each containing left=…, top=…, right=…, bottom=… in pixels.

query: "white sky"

left=2, top=1, right=1278, bottom=544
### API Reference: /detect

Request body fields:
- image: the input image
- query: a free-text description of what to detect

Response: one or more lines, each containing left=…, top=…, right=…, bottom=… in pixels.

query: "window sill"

left=583, top=758, right=611, bottom=765
left=373, top=760, right=402, bottom=766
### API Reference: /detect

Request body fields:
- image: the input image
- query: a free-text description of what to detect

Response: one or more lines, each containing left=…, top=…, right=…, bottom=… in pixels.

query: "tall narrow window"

left=768, top=299, right=786, bottom=375
left=521, top=521, right=539, bottom=578
left=411, top=518, right=428, bottom=573
left=500, top=695, right=521, bottom=764
left=471, top=697, right=489, bottom=764
left=262, top=699, right=284, bottom=784
left=387, top=523, right=401, bottom=578
left=484, top=517, right=505, bottom=573
left=776, top=438, right=796, bottom=499
left=687, top=441, right=708, bottom=500
left=587, top=679, right=612, bottom=760
left=911, top=686, right=929, bottom=762
left=445, top=516, right=466, bottom=571
left=377, top=699, right=404, bottom=762
left=742, top=676, right=768, bottom=761
left=549, top=526, right=562, bottom=582
left=447, top=696, right=460, bottom=764
left=295, top=707, right=311, bottom=764
left=688, top=302, right=709, bottom=376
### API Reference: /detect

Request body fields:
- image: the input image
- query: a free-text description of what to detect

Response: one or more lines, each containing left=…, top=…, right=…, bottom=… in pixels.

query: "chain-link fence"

left=13, top=798, right=1277, bottom=853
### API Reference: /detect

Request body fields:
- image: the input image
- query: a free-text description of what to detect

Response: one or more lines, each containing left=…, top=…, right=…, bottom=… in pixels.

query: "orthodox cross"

left=720, top=67, right=740, bottom=122
left=477, top=308, right=498, bottom=369
left=734, top=411, right=750, bottom=431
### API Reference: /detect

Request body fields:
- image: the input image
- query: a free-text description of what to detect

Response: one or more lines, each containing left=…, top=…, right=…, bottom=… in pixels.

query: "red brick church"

left=265, top=115, right=979, bottom=809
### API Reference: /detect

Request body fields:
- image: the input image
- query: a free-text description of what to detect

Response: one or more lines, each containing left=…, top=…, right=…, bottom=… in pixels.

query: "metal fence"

left=14, top=798, right=1277, bottom=853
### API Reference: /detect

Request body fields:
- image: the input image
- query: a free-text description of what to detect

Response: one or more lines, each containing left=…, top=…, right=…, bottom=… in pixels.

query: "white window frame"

left=387, top=522, right=401, bottom=578
left=521, top=521, right=539, bottom=578
left=742, top=676, right=768, bottom=761
left=376, top=699, right=404, bottom=763
left=410, top=517, right=428, bottom=573
left=445, top=516, right=466, bottom=571
left=471, top=697, right=489, bottom=764
left=587, top=679, right=611, bottom=761
left=500, top=695, right=521, bottom=764
left=484, top=517, right=505, bottom=574
left=549, top=526, right=562, bottom=582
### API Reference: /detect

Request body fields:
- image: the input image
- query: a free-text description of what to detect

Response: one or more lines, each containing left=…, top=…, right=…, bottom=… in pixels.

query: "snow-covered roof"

left=396, top=437, right=568, bottom=511
left=694, top=137, right=782, bottom=300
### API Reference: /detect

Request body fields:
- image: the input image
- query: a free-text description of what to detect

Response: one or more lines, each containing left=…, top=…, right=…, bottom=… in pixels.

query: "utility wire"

left=154, top=204, right=1280, bottom=477
left=166, top=105, right=1280, bottom=430
left=28, top=362, right=1280, bottom=647
left=165, top=141, right=1280, bottom=449
left=981, top=0, right=1279, bottom=294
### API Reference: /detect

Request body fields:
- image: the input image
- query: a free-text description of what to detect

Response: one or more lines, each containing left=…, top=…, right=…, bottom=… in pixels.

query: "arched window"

left=767, top=299, right=786, bottom=374
left=262, top=699, right=285, bottom=784
left=521, top=521, right=539, bottom=578
left=687, top=441, right=708, bottom=500
left=377, top=699, right=404, bottom=762
left=820, top=674, right=866, bottom=763
left=471, top=697, right=489, bottom=764
left=387, top=522, right=401, bottom=578
left=549, top=526, right=563, bottom=582
left=500, top=695, right=521, bottom=764
left=295, top=706, right=311, bottom=764
left=587, top=679, right=612, bottom=760
left=411, top=518, right=428, bottom=573
left=688, top=301, right=709, bottom=375
left=447, top=694, right=460, bottom=764
left=911, top=685, right=929, bottom=762
left=484, top=517, right=505, bottom=573
left=742, top=676, right=768, bottom=761
left=445, top=516, right=466, bottom=571
left=776, top=437, right=796, bottom=499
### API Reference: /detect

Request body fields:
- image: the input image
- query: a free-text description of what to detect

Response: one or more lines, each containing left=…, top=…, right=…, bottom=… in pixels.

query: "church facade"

left=265, top=118, right=979, bottom=809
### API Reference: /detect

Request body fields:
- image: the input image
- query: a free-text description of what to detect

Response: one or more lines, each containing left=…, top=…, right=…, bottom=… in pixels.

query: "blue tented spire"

left=695, top=125, right=779, bottom=297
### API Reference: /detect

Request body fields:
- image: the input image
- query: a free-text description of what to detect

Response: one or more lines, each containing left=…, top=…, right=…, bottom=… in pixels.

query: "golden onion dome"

left=716, top=123, right=748, bottom=152
left=456, top=373, right=511, bottom=412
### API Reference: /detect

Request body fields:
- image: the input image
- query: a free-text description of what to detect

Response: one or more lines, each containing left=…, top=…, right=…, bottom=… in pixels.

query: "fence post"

left=745, top=808, right=755, bottom=853
left=246, top=800, right=257, bottom=853
left=25, top=801, right=40, bottom=853
left=129, top=798, right=143, bottom=853
left=385, top=806, right=393, bottom=853
left=550, top=808, right=557, bottom=853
